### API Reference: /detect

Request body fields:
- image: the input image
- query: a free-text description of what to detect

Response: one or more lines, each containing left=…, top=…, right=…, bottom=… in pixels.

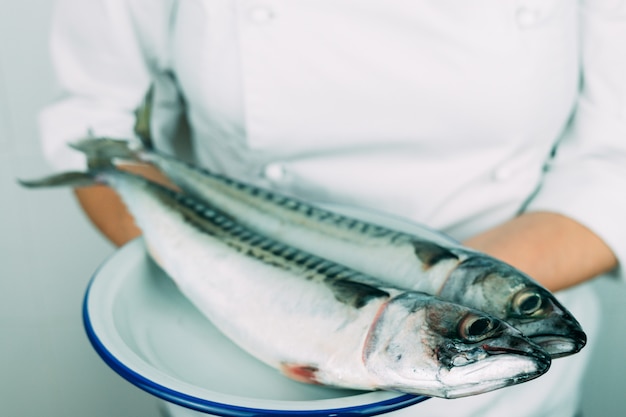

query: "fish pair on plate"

left=20, top=109, right=585, bottom=400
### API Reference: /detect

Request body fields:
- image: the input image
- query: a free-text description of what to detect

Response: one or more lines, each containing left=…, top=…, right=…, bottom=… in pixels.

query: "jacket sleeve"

left=39, top=0, right=173, bottom=170
left=524, top=2, right=626, bottom=278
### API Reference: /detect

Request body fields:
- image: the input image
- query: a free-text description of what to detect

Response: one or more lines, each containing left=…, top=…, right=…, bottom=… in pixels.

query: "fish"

left=19, top=166, right=551, bottom=399
left=71, top=134, right=587, bottom=359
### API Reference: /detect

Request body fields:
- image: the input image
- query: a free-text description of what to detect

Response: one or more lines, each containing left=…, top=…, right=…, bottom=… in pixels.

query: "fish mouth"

left=482, top=344, right=552, bottom=372
left=438, top=338, right=551, bottom=399
left=530, top=332, right=587, bottom=358
left=439, top=353, right=550, bottom=399
left=511, top=299, right=587, bottom=358
left=480, top=330, right=553, bottom=366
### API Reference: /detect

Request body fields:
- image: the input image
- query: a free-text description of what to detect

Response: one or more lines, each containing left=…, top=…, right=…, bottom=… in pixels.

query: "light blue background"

left=0, top=1, right=624, bottom=416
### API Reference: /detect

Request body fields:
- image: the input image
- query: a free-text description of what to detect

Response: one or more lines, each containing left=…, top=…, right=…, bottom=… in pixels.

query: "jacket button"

left=248, top=6, right=275, bottom=23
left=516, top=7, right=541, bottom=28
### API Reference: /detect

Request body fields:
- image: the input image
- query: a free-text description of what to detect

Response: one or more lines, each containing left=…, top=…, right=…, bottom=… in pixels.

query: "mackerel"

left=72, top=132, right=587, bottom=358
left=20, top=168, right=551, bottom=398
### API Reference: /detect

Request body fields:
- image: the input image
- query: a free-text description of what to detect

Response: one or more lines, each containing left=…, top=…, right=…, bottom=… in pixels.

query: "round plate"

left=83, top=238, right=429, bottom=416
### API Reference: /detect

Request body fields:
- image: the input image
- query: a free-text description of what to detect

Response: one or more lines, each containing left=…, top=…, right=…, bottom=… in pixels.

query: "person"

left=40, top=1, right=624, bottom=416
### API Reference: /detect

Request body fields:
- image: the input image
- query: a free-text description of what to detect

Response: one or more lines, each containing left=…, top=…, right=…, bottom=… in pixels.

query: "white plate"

left=83, top=238, right=429, bottom=416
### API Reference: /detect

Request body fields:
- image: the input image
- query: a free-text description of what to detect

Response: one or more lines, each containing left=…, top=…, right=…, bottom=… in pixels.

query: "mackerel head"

left=363, top=292, right=551, bottom=398
left=436, top=255, right=586, bottom=358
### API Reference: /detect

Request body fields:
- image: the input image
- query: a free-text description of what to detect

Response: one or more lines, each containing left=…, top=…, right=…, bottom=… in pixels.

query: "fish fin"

left=411, top=239, right=459, bottom=269
left=17, top=171, right=97, bottom=189
left=69, top=138, right=140, bottom=170
left=328, top=279, right=390, bottom=309
left=281, top=363, right=321, bottom=384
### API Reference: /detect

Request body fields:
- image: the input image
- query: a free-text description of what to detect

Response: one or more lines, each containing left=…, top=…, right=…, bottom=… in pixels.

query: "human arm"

left=74, top=163, right=174, bottom=247
left=463, top=211, right=618, bottom=292
left=74, top=185, right=139, bottom=247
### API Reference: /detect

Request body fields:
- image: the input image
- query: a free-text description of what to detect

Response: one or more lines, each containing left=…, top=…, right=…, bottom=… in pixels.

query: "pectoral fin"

left=411, top=239, right=458, bottom=269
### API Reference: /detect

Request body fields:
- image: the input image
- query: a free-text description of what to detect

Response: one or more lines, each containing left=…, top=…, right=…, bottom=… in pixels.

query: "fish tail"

left=17, top=171, right=99, bottom=189
left=21, top=138, right=142, bottom=190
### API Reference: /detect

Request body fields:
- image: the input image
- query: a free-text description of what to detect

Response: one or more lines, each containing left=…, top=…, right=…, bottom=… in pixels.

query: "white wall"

left=0, top=1, right=624, bottom=416
left=0, top=1, right=157, bottom=416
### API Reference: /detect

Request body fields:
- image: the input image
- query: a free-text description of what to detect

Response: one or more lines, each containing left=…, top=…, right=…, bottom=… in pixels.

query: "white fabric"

left=39, top=1, right=626, bottom=415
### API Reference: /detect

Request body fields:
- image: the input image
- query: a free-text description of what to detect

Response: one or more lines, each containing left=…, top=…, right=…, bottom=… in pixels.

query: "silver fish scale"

left=169, top=188, right=391, bottom=296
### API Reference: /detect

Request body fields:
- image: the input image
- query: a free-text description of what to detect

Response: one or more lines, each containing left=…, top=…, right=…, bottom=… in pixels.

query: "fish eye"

left=512, top=289, right=545, bottom=317
left=459, top=314, right=500, bottom=342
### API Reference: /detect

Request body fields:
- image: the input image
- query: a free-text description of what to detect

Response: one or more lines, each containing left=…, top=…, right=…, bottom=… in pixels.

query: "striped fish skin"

left=20, top=168, right=551, bottom=398
left=71, top=138, right=586, bottom=358
left=111, top=172, right=552, bottom=398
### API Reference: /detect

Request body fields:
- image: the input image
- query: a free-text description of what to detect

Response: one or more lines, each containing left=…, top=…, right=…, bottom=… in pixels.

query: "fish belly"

left=114, top=178, right=380, bottom=388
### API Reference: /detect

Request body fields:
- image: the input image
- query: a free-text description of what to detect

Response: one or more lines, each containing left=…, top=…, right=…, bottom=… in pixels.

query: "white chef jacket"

left=40, top=1, right=625, bottom=416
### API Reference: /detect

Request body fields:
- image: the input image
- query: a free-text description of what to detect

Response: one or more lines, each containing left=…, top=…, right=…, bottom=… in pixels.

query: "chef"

left=40, top=1, right=625, bottom=416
